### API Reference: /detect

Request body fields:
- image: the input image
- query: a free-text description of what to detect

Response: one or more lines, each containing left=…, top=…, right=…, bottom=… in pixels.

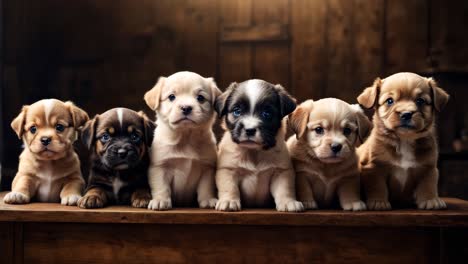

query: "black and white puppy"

left=214, top=79, right=304, bottom=212
left=77, top=108, right=155, bottom=209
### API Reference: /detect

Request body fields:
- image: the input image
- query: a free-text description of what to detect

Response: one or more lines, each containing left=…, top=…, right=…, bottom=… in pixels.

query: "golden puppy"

left=144, top=71, right=221, bottom=210
left=357, top=72, right=449, bottom=210
left=287, top=99, right=371, bottom=211
left=4, top=99, right=89, bottom=205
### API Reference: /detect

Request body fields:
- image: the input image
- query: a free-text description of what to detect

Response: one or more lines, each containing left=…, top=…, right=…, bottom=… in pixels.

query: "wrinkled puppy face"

left=11, top=99, right=89, bottom=161
left=215, top=80, right=296, bottom=150
left=358, top=72, right=449, bottom=137
left=289, top=99, right=371, bottom=163
left=144, top=71, right=221, bottom=129
left=81, top=108, right=155, bottom=170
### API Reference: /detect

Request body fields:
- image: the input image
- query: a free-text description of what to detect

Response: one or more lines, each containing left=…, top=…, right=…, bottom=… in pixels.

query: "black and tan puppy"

left=77, top=108, right=155, bottom=209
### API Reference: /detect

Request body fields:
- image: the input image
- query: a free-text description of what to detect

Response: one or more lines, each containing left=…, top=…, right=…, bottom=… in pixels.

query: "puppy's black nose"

left=245, top=128, right=256, bottom=137
left=400, top=112, right=413, bottom=121
left=330, top=143, right=342, bottom=154
left=118, top=149, right=128, bottom=158
left=41, top=137, right=51, bottom=146
left=181, top=106, right=193, bottom=115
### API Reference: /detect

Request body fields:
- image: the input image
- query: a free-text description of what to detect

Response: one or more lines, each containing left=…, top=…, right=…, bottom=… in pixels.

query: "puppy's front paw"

left=3, top=192, right=30, bottom=204
left=199, top=198, right=218, bottom=209
left=417, top=198, right=447, bottom=210
left=78, top=195, right=106, bottom=209
left=301, top=200, right=318, bottom=210
left=148, top=198, right=172, bottom=210
left=342, top=200, right=367, bottom=211
left=215, top=199, right=241, bottom=211
left=367, top=199, right=392, bottom=210
left=61, top=194, right=82, bottom=206
left=276, top=200, right=304, bottom=212
left=132, top=197, right=151, bottom=208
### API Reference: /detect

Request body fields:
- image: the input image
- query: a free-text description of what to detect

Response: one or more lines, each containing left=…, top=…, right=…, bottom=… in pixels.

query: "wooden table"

left=0, top=192, right=467, bottom=264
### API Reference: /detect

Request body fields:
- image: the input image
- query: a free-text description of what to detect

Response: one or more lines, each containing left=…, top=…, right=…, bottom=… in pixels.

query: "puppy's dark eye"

left=55, top=124, right=65, bottom=133
left=260, top=111, right=271, bottom=120
left=315, top=127, right=324, bottom=135
left=30, top=126, right=37, bottom=134
left=197, top=95, right=205, bottom=103
left=130, top=133, right=141, bottom=143
left=415, top=98, right=426, bottom=106
left=100, top=133, right=111, bottom=143
left=232, top=107, right=242, bottom=117
left=386, top=98, right=394, bottom=106
left=168, top=94, right=176, bottom=101
left=343, top=127, right=352, bottom=136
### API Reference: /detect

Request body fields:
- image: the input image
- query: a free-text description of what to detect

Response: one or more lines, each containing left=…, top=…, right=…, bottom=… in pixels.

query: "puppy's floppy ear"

left=205, top=77, right=222, bottom=104
left=274, top=84, right=297, bottom=117
left=81, top=115, right=99, bottom=149
left=427, top=78, right=449, bottom=112
left=288, top=100, right=313, bottom=139
left=11, top=105, right=29, bottom=139
left=215, top=82, right=237, bottom=117
left=144, top=77, right=166, bottom=110
left=357, top=78, right=381, bottom=109
left=137, top=111, right=156, bottom=145
left=350, top=104, right=372, bottom=144
left=65, top=101, right=89, bottom=128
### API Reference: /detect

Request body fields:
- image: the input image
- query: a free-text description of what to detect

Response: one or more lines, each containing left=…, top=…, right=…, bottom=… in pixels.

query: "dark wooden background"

left=1, top=0, right=468, bottom=196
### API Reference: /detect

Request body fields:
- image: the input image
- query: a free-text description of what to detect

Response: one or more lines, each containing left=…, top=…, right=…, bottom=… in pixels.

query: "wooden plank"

left=221, top=23, right=288, bottom=43
left=1, top=193, right=468, bottom=226
left=252, top=0, right=290, bottom=89
left=385, top=0, right=429, bottom=74
left=291, top=0, right=327, bottom=101
left=13, top=223, right=23, bottom=264
left=0, top=223, right=14, bottom=264
left=218, top=0, right=253, bottom=89
left=23, top=223, right=441, bottom=263
left=440, top=227, right=468, bottom=264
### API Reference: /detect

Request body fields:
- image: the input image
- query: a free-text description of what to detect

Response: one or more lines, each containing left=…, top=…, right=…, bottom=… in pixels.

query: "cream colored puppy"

left=287, top=99, right=371, bottom=211
left=144, top=71, right=221, bottom=210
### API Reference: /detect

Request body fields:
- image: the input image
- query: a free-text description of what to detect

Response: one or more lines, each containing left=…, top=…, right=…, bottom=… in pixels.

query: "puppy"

left=287, top=99, right=371, bottom=211
left=214, top=79, right=303, bottom=212
left=4, top=99, right=88, bottom=205
left=77, top=108, right=155, bottom=209
left=144, top=71, right=221, bottom=210
left=357, top=72, right=449, bottom=210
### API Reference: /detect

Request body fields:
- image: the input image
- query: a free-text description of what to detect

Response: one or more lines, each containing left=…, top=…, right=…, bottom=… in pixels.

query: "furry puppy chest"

left=215, top=79, right=303, bottom=212
left=144, top=71, right=221, bottom=210
left=4, top=99, right=89, bottom=205
left=357, top=72, right=449, bottom=210
left=287, top=99, right=371, bottom=211
left=78, top=108, right=155, bottom=209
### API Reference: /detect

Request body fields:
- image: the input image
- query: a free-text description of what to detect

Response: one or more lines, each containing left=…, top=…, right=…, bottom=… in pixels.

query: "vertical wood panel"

left=0, top=223, right=14, bottom=264
left=0, top=0, right=3, bottom=185
left=291, top=0, right=327, bottom=102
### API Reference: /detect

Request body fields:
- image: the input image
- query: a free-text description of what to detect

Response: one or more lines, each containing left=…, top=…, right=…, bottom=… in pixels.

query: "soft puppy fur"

left=4, top=99, right=89, bottom=205
left=215, top=79, right=303, bottom=212
left=287, top=99, right=371, bottom=211
left=357, top=72, right=449, bottom=210
left=77, top=108, right=154, bottom=209
left=144, top=71, right=221, bottom=210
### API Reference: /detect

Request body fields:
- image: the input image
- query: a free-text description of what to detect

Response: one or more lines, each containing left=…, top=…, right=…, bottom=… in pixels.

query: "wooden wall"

left=1, top=0, right=468, bottom=191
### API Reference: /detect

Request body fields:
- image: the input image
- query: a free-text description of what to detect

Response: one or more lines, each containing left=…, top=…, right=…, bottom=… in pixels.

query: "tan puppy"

left=214, top=79, right=303, bottom=212
left=144, top=71, right=221, bottom=210
left=357, top=72, right=449, bottom=210
left=287, top=99, right=371, bottom=211
left=4, top=99, right=89, bottom=205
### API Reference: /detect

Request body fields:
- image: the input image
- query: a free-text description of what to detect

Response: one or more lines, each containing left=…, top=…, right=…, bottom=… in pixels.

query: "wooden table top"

left=0, top=192, right=467, bottom=226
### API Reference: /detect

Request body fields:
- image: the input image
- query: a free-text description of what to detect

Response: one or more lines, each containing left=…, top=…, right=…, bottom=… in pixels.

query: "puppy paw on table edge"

left=148, top=198, right=172, bottom=210
left=366, top=199, right=392, bottom=210
left=199, top=198, right=218, bottom=209
left=301, top=200, right=318, bottom=210
left=276, top=200, right=305, bottom=212
left=215, top=199, right=241, bottom=211
left=61, top=194, right=82, bottom=206
left=131, top=197, right=151, bottom=208
left=417, top=198, right=447, bottom=210
left=3, top=191, right=30, bottom=204
left=78, top=195, right=106, bottom=209
left=342, top=200, right=367, bottom=211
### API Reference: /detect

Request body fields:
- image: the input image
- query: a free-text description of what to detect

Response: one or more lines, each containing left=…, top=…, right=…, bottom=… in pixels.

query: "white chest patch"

left=36, top=165, right=54, bottom=202
left=393, top=141, right=418, bottom=187
left=112, top=177, right=127, bottom=197
left=43, top=99, right=55, bottom=124
left=117, top=108, right=124, bottom=129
